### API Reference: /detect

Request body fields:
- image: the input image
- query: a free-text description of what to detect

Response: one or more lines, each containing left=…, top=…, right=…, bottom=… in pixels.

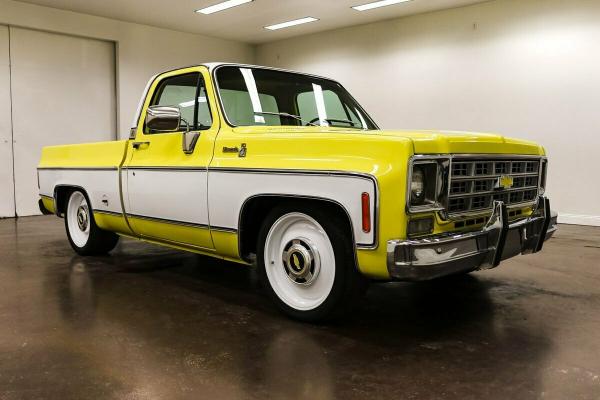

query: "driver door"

left=124, top=67, right=218, bottom=251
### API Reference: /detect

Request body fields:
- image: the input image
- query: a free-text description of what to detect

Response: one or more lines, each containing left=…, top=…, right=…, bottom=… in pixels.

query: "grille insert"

left=448, top=157, right=541, bottom=215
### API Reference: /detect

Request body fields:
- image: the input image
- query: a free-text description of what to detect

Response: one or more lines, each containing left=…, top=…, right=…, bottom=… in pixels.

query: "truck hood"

left=376, top=129, right=545, bottom=155
left=231, top=126, right=545, bottom=156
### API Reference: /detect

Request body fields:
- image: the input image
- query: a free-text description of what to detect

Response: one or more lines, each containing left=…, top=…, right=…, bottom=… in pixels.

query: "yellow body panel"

left=38, top=64, right=547, bottom=281
left=41, top=196, right=56, bottom=214
left=126, top=217, right=214, bottom=251
left=94, top=212, right=132, bottom=235
left=39, top=141, right=128, bottom=168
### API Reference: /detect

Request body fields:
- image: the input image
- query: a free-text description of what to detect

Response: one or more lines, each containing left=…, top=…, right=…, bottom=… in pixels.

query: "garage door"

left=0, top=26, right=15, bottom=218
left=9, top=27, right=116, bottom=216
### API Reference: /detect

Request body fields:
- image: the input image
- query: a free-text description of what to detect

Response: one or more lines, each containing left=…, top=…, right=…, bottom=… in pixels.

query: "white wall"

left=256, top=0, right=600, bottom=226
left=0, top=0, right=254, bottom=217
left=0, top=26, right=15, bottom=217
left=10, top=27, right=117, bottom=216
left=0, top=0, right=254, bottom=139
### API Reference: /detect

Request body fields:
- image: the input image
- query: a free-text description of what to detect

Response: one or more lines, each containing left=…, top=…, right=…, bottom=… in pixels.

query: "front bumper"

left=387, top=196, right=557, bottom=281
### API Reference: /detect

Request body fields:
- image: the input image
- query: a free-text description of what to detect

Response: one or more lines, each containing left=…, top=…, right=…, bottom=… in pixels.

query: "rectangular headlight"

left=407, top=156, right=450, bottom=212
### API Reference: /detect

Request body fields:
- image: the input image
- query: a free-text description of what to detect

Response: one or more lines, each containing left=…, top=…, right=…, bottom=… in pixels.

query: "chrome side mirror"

left=145, top=105, right=199, bottom=154
left=146, top=106, right=181, bottom=132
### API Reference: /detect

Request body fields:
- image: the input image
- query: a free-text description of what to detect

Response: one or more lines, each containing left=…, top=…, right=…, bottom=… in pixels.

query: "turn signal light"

left=361, top=192, right=371, bottom=233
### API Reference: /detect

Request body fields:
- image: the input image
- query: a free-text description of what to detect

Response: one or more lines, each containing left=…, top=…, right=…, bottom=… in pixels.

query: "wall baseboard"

left=558, top=213, right=600, bottom=227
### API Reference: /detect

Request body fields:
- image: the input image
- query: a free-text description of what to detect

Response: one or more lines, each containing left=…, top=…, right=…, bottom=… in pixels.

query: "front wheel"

left=65, top=190, right=119, bottom=256
left=257, top=204, right=367, bottom=322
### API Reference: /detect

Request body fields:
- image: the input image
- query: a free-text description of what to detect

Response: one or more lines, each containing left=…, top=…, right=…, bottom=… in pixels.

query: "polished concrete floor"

left=1, top=216, right=600, bottom=399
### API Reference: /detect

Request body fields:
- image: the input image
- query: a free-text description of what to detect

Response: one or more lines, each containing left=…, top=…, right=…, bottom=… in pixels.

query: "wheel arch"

left=53, top=185, right=89, bottom=217
left=237, top=194, right=358, bottom=266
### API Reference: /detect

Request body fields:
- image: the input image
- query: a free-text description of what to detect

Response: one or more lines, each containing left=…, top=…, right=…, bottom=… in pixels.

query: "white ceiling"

left=15, top=0, right=491, bottom=44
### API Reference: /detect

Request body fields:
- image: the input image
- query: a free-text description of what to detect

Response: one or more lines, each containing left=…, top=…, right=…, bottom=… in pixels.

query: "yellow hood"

left=376, top=129, right=545, bottom=155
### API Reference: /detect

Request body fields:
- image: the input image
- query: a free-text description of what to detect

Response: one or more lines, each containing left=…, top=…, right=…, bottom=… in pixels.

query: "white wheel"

left=66, top=191, right=91, bottom=248
left=263, top=212, right=336, bottom=311
left=64, top=189, right=119, bottom=255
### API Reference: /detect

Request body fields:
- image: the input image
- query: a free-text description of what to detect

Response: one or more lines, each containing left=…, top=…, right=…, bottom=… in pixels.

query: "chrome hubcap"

left=282, top=238, right=319, bottom=285
left=76, top=205, right=88, bottom=231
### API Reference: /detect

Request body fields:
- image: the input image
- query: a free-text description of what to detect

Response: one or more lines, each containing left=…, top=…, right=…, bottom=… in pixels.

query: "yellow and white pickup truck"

left=38, top=63, right=557, bottom=321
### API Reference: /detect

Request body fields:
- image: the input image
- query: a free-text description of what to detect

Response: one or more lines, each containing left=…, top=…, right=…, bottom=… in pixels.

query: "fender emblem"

left=223, top=143, right=247, bottom=158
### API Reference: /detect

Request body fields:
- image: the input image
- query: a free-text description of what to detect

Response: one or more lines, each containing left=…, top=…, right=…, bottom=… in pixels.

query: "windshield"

left=215, top=66, right=377, bottom=130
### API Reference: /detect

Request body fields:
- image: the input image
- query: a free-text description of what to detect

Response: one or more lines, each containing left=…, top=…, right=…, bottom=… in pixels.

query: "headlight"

left=411, top=167, right=425, bottom=204
left=407, top=157, right=450, bottom=212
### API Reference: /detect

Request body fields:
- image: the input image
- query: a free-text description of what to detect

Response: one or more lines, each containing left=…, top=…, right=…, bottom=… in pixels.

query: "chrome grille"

left=448, top=157, right=541, bottom=215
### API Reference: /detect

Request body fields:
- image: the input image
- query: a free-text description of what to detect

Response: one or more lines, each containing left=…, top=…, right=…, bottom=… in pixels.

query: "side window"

left=146, top=73, right=212, bottom=133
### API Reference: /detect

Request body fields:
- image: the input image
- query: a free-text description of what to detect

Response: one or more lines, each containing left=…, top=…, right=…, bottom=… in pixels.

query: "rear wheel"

left=257, top=203, right=367, bottom=322
left=65, top=190, right=119, bottom=255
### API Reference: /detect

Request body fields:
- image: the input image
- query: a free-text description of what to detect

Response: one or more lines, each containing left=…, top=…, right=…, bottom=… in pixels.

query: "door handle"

left=132, top=141, right=150, bottom=150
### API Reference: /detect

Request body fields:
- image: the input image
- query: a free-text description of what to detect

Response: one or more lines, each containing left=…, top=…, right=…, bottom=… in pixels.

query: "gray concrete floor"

left=1, top=216, right=599, bottom=400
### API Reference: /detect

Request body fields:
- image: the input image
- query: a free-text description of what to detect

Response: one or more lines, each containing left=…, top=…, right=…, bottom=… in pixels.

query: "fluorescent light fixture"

left=264, top=17, right=319, bottom=31
left=195, top=0, right=253, bottom=15
left=352, top=0, right=412, bottom=12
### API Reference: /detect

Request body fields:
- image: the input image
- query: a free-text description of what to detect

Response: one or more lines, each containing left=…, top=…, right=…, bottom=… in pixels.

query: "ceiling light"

left=352, top=0, right=412, bottom=12
left=264, top=17, right=319, bottom=31
left=195, top=0, right=253, bottom=15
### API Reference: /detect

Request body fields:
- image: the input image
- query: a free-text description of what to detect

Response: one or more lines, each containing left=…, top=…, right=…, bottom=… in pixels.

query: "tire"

left=64, top=190, right=119, bottom=256
left=257, top=203, right=368, bottom=322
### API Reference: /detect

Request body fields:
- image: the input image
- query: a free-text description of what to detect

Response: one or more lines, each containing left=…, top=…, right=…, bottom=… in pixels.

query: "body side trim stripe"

left=123, top=166, right=208, bottom=171
left=39, top=164, right=376, bottom=182
left=207, top=167, right=377, bottom=182
left=93, top=209, right=123, bottom=217
left=138, top=234, right=217, bottom=253
left=210, top=226, right=238, bottom=233
left=126, top=213, right=209, bottom=229
left=38, top=167, right=118, bottom=171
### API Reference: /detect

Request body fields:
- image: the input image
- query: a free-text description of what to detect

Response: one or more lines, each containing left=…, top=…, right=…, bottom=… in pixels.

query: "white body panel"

left=208, top=170, right=377, bottom=247
left=38, top=167, right=377, bottom=248
left=38, top=169, right=121, bottom=214
left=124, top=169, right=209, bottom=227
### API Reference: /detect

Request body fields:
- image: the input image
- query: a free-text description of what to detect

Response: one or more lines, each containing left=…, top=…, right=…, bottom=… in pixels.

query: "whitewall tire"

left=257, top=203, right=367, bottom=322
left=64, top=190, right=119, bottom=256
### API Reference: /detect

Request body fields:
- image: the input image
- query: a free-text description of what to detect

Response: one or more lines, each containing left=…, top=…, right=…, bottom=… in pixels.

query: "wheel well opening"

left=54, top=186, right=81, bottom=216
left=238, top=196, right=355, bottom=262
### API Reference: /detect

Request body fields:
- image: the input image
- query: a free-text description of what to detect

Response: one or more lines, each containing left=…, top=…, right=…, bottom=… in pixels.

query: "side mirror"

left=146, top=105, right=181, bottom=132
left=145, top=105, right=200, bottom=154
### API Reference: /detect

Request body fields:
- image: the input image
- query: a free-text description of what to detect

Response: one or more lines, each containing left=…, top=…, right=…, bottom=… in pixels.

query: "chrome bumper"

left=387, top=196, right=557, bottom=281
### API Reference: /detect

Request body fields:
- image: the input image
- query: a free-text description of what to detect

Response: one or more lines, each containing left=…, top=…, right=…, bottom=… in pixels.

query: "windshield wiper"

left=253, top=111, right=318, bottom=126
left=321, top=118, right=363, bottom=129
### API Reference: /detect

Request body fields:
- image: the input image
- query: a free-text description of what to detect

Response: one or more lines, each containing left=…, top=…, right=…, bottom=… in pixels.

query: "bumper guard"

left=387, top=196, right=557, bottom=281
